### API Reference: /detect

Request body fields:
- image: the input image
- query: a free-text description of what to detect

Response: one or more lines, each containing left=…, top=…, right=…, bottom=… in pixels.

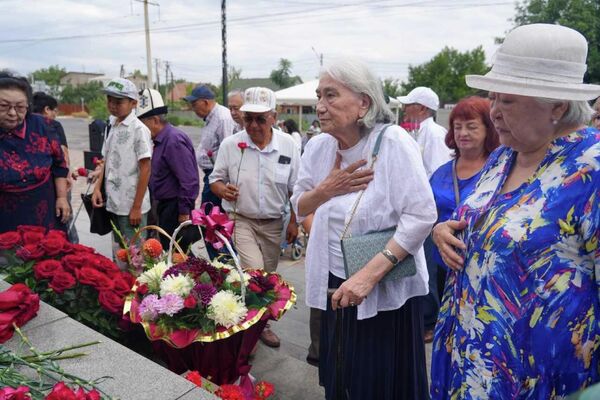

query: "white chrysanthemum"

left=207, top=290, right=248, bottom=328
left=137, top=261, right=168, bottom=292
left=225, top=271, right=252, bottom=287
left=159, top=274, right=194, bottom=297
left=212, top=260, right=231, bottom=269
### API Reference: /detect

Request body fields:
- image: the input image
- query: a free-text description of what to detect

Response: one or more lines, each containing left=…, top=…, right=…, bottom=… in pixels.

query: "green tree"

left=270, top=58, right=302, bottom=89
left=401, top=46, right=488, bottom=104
left=60, top=81, right=104, bottom=105
left=382, top=77, right=402, bottom=98
left=511, top=0, right=600, bottom=83
left=30, top=65, right=67, bottom=96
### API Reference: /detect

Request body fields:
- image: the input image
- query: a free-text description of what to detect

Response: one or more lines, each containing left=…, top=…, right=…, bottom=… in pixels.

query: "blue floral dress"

left=431, top=128, right=600, bottom=399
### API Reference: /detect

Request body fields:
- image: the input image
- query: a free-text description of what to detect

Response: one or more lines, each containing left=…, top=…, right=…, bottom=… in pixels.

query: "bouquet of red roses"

left=0, top=225, right=135, bottom=338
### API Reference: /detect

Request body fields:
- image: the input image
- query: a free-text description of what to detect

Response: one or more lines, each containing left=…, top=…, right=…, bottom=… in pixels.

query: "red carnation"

left=0, top=386, right=30, bottom=399
left=0, top=231, right=21, bottom=250
left=237, top=141, right=248, bottom=150
left=255, top=381, right=275, bottom=399
left=98, top=290, right=125, bottom=314
left=46, top=382, right=76, bottom=400
left=33, top=259, right=63, bottom=280
left=183, top=295, right=197, bottom=309
left=49, top=271, right=76, bottom=294
left=77, top=167, right=88, bottom=177
left=185, top=370, right=202, bottom=387
left=206, top=150, right=214, bottom=158
left=216, top=385, right=245, bottom=400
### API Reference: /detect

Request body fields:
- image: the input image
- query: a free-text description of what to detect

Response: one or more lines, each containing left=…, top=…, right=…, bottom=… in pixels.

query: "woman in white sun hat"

left=430, top=23, right=600, bottom=399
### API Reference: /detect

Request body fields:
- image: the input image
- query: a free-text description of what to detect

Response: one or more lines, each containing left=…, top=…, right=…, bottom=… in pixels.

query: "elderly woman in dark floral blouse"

left=0, top=72, right=70, bottom=233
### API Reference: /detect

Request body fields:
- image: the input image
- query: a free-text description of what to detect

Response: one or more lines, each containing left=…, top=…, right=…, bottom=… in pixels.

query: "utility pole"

left=311, top=46, right=323, bottom=67
left=165, top=61, right=169, bottom=99
left=119, top=64, right=125, bottom=78
left=144, top=0, right=154, bottom=90
left=170, top=70, right=174, bottom=105
left=221, top=0, right=228, bottom=107
left=155, top=58, right=161, bottom=91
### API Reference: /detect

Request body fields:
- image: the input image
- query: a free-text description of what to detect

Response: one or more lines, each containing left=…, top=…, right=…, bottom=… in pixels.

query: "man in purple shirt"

left=137, top=89, right=200, bottom=251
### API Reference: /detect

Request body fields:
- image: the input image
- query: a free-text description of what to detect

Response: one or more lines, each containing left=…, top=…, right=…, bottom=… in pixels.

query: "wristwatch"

left=381, top=249, right=399, bottom=266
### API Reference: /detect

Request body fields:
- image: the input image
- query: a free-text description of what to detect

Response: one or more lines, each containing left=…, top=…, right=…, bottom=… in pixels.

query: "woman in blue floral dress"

left=431, top=24, right=600, bottom=399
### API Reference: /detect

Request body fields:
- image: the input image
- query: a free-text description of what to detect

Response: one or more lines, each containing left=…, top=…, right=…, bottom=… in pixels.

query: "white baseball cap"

left=240, top=87, right=276, bottom=113
left=398, top=87, right=440, bottom=111
left=102, top=78, right=138, bottom=101
left=137, top=88, right=168, bottom=119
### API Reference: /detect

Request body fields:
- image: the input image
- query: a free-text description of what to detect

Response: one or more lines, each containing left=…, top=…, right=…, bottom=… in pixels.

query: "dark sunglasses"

left=243, top=114, right=269, bottom=125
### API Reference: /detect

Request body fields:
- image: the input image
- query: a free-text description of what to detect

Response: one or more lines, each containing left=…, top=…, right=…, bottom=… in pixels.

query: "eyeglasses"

left=0, top=103, right=28, bottom=114
left=243, top=114, right=269, bottom=125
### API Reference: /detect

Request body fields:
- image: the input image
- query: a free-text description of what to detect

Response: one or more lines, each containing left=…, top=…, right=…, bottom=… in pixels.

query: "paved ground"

left=61, top=116, right=432, bottom=400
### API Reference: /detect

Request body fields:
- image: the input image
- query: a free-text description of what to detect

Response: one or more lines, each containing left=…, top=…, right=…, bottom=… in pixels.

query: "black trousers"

left=156, top=198, right=201, bottom=254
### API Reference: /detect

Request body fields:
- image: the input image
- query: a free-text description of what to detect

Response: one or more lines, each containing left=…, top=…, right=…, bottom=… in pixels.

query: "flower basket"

left=123, top=208, right=296, bottom=386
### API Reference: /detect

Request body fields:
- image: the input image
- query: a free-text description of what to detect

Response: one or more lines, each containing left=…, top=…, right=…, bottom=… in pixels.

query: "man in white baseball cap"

left=209, top=87, right=300, bottom=348
left=398, top=86, right=451, bottom=177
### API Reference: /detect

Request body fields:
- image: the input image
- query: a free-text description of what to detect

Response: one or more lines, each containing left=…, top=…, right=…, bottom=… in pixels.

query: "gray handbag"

left=340, top=125, right=417, bottom=283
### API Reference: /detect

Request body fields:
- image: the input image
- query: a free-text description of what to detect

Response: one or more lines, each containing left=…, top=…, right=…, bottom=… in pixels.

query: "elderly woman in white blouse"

left=291, top=58, right=436, bottom=400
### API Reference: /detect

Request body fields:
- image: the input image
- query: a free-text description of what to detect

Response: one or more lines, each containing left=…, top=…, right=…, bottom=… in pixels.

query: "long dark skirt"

left=320, top=273, right=429, bottom=400
left=0, top=178, right=66, bottom=233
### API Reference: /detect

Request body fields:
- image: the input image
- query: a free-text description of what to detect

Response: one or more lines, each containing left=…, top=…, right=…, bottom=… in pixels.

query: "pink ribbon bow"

left=191, top=203, right=234, bottom=250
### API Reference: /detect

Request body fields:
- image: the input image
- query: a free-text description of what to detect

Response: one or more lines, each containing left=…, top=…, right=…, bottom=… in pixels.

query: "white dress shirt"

left=209, top=128, right=300, bottom=219
left=291, top=123, right=437, bottom=320
left=196, top=103, right=236, bottom=170
left=417, top=117, right=451, bottom=177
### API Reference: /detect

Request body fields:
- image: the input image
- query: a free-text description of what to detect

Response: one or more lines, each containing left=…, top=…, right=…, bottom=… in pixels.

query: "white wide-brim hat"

left=466, top=23, right=600, bottom=101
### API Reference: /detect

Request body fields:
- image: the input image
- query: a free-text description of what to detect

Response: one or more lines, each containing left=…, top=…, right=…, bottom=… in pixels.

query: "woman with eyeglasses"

left=0, top=72, right=70, bottom=233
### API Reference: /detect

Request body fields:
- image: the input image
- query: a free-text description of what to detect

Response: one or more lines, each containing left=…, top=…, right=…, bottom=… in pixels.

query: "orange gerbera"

left=172, top=252, right=186, bottom=264
left=116, top=248, right=129, bottom=262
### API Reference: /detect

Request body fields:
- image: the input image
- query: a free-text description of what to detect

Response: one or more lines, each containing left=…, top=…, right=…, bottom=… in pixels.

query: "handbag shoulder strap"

left=340, top=124, right=392, bottom=240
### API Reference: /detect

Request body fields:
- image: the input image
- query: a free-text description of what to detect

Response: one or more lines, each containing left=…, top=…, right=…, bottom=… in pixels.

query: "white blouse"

left=291, top=123, right=437, bottom=320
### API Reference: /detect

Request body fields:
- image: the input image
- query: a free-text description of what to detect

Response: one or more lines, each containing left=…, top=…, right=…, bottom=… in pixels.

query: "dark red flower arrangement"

left=0, top=225, right=136, bottom=338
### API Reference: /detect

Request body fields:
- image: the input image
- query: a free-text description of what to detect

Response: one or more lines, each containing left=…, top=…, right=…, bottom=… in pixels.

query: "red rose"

left=89, top=256, right=121, bottom=276
left=64, top=243, right=96, bottom=254
left=49, top=271, right=76, bottom=294
left=237, top=141, right=248, bottom=150
left=17, top=225, right=46, bottom=235
left=0, top=283, right=30, bottom=310
left=112, top=276, right=133, bottom=296
left=0, top=312, right=19, bottom=343
left=77, top=167, right=88, bottom=177
left=47, top=229, right=67, bottom=240
left=46, top=382, right=77, bottom=400
left=15, top=244, right=45, bottom=261
left=33, top=259, right=63, bottom=280
left=0, top=231, right=21, bottom=250
left=22, top=231, right=44, bottom=246
left=184, top=295, right=197, bottom=309
left=0, top=284, right=40, bottom=327
left=0, top=385, right=30, bottom=399
left=62, top=254, right=88, bottom=273
left=40, top=236, right=67, bottom=257
left=206, top=150, right=214, bottom=158
left=185, top=370, right=202, bottom=387
left=76, top=267, right=114, bottom=291
left=115, top=271, right=136, bottom=288
left=137, top=284, right=149, bottom=295
left=98, top=290, right=125, bottom=314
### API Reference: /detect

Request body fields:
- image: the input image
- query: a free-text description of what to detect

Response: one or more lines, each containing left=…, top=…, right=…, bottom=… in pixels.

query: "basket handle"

left=214, top=230, right=246, bottom=300
left=167, top=220, right=206, bottom=266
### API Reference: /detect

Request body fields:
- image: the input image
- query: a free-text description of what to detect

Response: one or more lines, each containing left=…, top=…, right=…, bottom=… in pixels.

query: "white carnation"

left=207, top=290, right=248, bottom=328
left=159, top=274, right=194, bottom=297
left=212, top=260, right=231, bottom=269
left=137, top=261, right=168, bottom=292
left=225, top=271, right=252, bottom=287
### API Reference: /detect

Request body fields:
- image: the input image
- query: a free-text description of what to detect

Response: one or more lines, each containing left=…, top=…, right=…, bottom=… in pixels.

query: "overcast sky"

left=0, top=0, right=517, bottom=87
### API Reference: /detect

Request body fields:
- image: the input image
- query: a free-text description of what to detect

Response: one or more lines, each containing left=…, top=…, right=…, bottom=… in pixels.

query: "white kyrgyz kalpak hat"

left=136, top=88, right=168, bottom=119
left=397, top=87, right=440, bottom=111
left=466, top=23, right=600, bottom=101
left=240, top=87, right=276, bottom=113
left=102, top=78, right=139, bottom=101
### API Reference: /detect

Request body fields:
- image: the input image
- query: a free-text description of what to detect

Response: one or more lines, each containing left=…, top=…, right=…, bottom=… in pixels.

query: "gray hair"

left=228, top=89, right=244, bottom=99
left=535, top=97, right=593, bottom=126
left=320, top=58, right=394, bottom=131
